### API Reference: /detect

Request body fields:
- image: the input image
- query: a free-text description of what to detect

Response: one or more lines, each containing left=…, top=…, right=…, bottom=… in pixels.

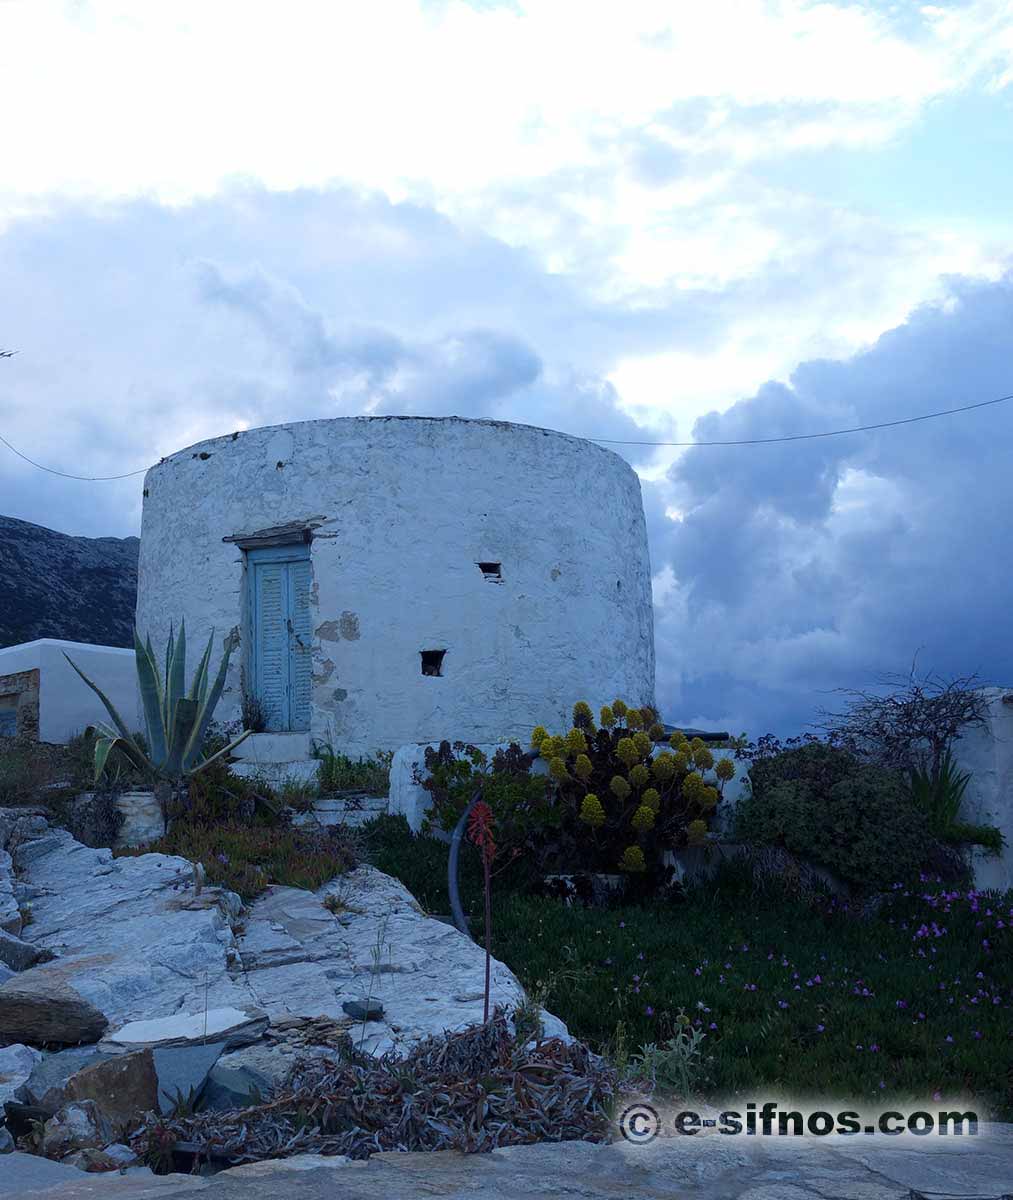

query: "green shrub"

left=0, top=739, right=53, bottom=806
left=735, top=742, right=965, bottom=890
left=313, top=742, right=391, bottom=796
left=530, top=700, right=735, bottom=885
left=419, top=741, right=557, bottom=872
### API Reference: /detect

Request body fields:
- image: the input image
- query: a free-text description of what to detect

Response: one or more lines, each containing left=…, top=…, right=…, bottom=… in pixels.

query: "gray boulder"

left=18, top=1046, right=114, bottom=1109
left=0, top=1043, right=42, bottom=1106
left=61, top=1049, right=159, bottom=1135
left=152, top=1042, right=224, bottom=1114
left=39, top=1099, right=113, bottom=1160
left=200, top=1063, right=274, bottom=1112
left=0, top=974, right=108, bottom=1045
left=0, top=929, right=52, bottom=972
left=0, top=849, right=20, bottom=936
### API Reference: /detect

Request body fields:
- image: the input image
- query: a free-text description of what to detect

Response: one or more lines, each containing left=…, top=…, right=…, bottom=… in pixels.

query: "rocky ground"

left=0, top=805, right=563, bottom=1176
left=4, top=1126, right=1013, bottom=1199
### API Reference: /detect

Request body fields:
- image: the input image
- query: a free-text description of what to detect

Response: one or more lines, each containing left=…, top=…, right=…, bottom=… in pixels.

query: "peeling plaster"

left=338, top=612, right=361, bottom=641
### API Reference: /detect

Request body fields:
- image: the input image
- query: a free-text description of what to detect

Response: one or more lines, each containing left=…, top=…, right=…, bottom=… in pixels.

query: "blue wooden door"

left=248, top=544, right=312, bottom=731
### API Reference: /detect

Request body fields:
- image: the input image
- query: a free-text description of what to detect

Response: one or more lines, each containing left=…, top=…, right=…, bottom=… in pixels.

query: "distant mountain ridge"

left=0, top=515, right=138, bottom=649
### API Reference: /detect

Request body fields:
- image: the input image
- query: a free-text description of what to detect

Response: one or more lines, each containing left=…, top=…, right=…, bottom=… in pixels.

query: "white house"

left=135, top=415, right=656, bottom=773
left=0, top=639, right=140, bottom=744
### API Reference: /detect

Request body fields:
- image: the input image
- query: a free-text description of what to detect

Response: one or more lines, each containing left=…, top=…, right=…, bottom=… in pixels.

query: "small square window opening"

left=477, top=562, right=502, bottom=580
left=421, top=649, right=446, bottom=676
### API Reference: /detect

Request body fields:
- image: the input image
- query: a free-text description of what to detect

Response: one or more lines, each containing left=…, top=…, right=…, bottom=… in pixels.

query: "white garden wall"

left=948, top=687, right=1013, bottom=891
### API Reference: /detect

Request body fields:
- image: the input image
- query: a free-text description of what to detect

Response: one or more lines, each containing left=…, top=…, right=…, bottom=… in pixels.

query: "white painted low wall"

left=948, top=687, right=1013, bottom=891
left=0, top=639, right=140, bottom=744
left=389, top=743, right=747, bottom=835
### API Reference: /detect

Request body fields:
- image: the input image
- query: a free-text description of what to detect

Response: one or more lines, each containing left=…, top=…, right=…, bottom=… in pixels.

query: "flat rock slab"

left=9, top=829, right=258, bottom=1032
left=237, top=867, right=565, bottom=1056
left=106, top=1007, right=268, bottom=1052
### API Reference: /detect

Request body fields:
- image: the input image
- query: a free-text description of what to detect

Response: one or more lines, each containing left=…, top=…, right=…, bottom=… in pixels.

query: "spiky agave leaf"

left=187, top=629, right=214, bottom=705
left=182, top=629, right=240, bottom=771
left=164, top=697, right=199, bottom=778
left=166, top=619, right=187, bottom=720
left=64, top=653, right=136, bottom=744
left=189, top=728, right=253, bottom=776
left=134, top=629, right=168, bottom=768
left=162, top=623, right=176, bottom=735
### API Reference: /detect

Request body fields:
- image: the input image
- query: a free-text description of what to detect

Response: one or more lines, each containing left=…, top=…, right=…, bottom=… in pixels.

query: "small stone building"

left=0, top=639, right=139, bottom=744
left=136, top=416, right=656, bottom=765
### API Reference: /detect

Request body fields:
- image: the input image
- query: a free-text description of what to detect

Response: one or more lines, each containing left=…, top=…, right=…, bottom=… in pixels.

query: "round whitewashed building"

left=136, top=416, right=655, bottom=759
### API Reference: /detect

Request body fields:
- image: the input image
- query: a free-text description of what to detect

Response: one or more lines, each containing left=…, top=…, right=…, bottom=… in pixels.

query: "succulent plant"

left=65, top=621, right=251, bottom=787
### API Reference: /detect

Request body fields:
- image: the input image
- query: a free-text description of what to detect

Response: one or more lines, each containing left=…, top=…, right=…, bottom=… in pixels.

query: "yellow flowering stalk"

left=530, top=725, right=548, bottom=750
left=612, top=699, right=628, bottom=718
left=572, top=700, right=594, bottom=728
left=693, top=746, right=714, bottom=771
left=619, top=845, right=646, bottom=872
left=633, top=731, right=652, bottom=759
left=690, top=737, right=706, bottom=753
left=600, top=704, right=615, bottom=729
left=648, top=722, right=665, bottom=741
left=610, top=775, right=631, bottom=801
left=642, top=787, right=661, bottom=811
left=630, top=763, right=650, bottom=789
left=548, top=756, right=570, bottom=781
left=715, top=757, right=736, bottom=781
left=616, top=737, right=639, bottom=768
left=564, top=727, right=588, bottom=756
left=686, top=819, right=708, bottom=844
left=625, top=709, right=644, bottom=730
left=574, top=753, right=593, bottom=781
left=682, top=771, right=705, bottom=801
left=631, top=804, right=655, bottom=832
left=652, top=752, right=676, bottom=782
left=700, top=785, right=719, bottom=809
left=673, top=750, right=690, bottom=773
left=579, top=794, right=606, bottom=828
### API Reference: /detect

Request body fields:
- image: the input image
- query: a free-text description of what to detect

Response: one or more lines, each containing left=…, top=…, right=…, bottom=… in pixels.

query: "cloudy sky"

left=2, top=0, right=1013, bottom=738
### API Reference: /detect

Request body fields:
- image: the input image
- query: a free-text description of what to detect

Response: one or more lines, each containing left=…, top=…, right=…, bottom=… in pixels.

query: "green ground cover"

left=363, top=815, right=1013, bottom=1119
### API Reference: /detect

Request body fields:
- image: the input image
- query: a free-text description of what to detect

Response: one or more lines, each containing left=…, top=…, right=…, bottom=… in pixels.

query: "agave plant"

left=64, top=621, right=251, bottom=788
left=906, top=746, right=972, bottom=834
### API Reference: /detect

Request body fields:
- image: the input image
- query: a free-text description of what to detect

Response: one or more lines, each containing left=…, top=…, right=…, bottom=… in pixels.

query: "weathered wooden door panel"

left=247, top=545, right=312, bottom=732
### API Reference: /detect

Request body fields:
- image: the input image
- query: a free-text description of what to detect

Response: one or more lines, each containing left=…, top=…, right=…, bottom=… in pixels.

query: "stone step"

left=232, top=733, right=313, bottom=764
left=230, top=760, right=320, bottom=788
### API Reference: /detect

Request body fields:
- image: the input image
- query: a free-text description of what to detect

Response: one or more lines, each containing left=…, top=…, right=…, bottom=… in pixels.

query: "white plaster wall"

left=137, top=416, right=655, bottom=758
left=948, top=687, right=1013, bottom=890
left=0, top=639, right=140, bottom=743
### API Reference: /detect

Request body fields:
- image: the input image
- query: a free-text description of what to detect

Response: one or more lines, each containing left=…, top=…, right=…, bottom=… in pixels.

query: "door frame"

left=245, top=542, right=312, bottom=732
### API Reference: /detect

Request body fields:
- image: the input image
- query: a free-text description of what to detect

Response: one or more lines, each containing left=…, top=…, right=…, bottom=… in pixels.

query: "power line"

left=0, top=391, right=1010, bottom=482
left=0, top=433, right=150, bottom=481
left=588, top=392, right=1013, bottom=446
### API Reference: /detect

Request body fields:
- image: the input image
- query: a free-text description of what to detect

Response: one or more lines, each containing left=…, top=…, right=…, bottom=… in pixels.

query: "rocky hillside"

left=0, top=516, right=138, bottom=649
